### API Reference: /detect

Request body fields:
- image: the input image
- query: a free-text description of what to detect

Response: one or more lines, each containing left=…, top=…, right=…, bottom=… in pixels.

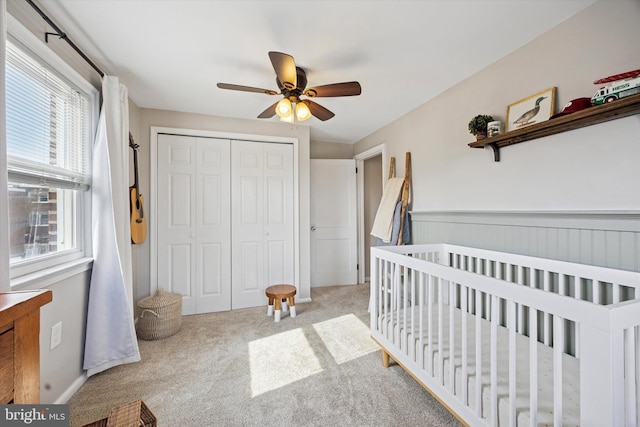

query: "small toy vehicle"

left=591, top=69, right=640, bottom=105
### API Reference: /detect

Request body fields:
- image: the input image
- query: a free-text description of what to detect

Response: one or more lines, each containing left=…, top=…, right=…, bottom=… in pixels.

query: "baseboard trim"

left=54, top=372, right=87, bottom=404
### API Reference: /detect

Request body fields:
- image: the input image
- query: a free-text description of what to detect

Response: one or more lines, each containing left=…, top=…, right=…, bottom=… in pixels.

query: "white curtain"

left=84, top=76, right=140, bottom=376
left=0, top=0, right=10, bottom=291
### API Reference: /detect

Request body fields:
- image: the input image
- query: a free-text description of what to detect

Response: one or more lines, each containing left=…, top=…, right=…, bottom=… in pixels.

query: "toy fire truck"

left=591, top=68, right=640, bottom=105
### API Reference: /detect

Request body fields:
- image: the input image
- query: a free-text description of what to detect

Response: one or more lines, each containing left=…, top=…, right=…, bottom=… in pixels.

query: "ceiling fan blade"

left=268, top=51, right=297, bottom=90
left=304, top=100, right=335, bottom=121
left=257, top=101, right=278, bottom=119
left=217, top=83, right=278, bottom=95
left=304, top=81, right=362, bottom=98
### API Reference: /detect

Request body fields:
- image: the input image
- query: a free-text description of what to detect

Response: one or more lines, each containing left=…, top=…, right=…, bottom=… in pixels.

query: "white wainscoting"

left=410, top=211, right=640, bottom=272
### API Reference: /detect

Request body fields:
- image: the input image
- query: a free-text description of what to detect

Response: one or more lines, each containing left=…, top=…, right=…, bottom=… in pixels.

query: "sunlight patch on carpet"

left=312, top=313, right=378, bottom=364
left=248, top=328, right=323, bottom=397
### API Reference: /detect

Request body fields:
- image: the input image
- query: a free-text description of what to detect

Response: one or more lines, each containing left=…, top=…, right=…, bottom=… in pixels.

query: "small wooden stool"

left=265, top=284, right=297, bottom=322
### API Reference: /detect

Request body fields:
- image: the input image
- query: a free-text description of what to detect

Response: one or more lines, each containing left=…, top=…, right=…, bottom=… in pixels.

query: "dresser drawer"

left=0, top=327, right=15, bottom=403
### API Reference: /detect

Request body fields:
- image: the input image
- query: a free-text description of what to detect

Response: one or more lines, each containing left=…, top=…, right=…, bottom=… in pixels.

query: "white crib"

left=370, top=244, right=640, bottom=427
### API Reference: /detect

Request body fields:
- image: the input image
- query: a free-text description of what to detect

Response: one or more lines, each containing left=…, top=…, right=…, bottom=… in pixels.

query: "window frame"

left=5, top=14, right=99, bottom=288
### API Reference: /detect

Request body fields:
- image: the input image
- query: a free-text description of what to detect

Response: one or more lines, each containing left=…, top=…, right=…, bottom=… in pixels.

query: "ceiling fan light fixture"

left=276, top=98, right=292, bottom=118
left=279, top=112, right=294, bottom=123
left=218, top=51, right=361, bottom=123
left=295, top=101, right=311, bottom=121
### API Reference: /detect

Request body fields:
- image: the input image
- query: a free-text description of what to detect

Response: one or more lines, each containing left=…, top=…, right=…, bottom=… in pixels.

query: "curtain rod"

left=25, top=0, right=105, bottom=78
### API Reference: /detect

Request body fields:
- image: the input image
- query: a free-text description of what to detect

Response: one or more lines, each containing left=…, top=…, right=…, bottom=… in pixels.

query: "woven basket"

left=136, top=289, right=182, bottom=340
left=82, top=399, right=157, bottom=427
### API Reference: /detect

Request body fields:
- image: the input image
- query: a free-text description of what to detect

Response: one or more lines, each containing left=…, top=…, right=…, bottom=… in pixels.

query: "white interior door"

left=310, top=159, right=358, bottom=286
left=157, top=134, right=231, bottom=314
left=231, top=141, right=294, bottom=309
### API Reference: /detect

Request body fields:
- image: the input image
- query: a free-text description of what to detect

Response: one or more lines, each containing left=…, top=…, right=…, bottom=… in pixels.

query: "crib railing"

left=370, top=244, right=640, bottom=427
left=442, top=244, right=640, bottom=358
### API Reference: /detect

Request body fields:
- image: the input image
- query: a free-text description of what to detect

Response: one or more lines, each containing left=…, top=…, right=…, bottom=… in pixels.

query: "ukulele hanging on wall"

left=129, top=133, right=147, bottom=244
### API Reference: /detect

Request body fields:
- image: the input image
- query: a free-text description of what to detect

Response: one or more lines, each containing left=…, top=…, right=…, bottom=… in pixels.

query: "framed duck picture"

left=506, top=87, right=556, bottom=132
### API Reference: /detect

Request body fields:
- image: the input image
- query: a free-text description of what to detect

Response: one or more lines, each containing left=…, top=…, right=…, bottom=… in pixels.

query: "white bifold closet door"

left=157, top=134, right=231, bottom=314
left=231, top=140, right=295, bottom=309
left=157, top=134, right=294, bottom=314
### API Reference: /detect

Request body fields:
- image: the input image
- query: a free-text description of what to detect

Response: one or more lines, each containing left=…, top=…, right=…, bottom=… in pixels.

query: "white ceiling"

left=40, top=0, right=596, bottom=144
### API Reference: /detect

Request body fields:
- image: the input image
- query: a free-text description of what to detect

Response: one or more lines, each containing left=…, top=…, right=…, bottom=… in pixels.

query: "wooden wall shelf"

left=468, top=93, right=640, bottom=161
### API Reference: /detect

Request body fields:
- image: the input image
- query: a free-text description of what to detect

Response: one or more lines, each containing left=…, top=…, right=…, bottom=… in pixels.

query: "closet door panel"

left=232, top=143, right=265, bottom=309
left=240, top=241, right=262, bottom=291
left=264, top=143, right=295, bottom=288
left=157, top=134, right=231, bottom=314
left=168, top=244, right=192, bottom=298
left=266, top=240, right=286, bottom=284
left=232, top=141, right=294, bottom=309
left=195, top=139, right=231, bottom=313
left=199, top=243, right=222, bottom=294
left=157, top=135, right=197, bottom=314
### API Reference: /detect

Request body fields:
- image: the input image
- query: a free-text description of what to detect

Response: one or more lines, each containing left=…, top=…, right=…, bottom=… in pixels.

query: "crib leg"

left=382, top=350, right=390, bottom=368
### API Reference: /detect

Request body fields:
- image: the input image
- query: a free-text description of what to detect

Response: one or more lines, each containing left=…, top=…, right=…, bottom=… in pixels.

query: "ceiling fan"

left=217, top=51, right=362, bottom=122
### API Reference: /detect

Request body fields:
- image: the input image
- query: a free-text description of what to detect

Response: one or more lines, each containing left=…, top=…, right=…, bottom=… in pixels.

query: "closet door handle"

left=311, top=226, right=316, bottom=232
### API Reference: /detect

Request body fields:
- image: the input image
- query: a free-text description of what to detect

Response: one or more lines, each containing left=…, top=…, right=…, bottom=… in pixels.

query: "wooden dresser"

left=0, top=290, right=52, bottom=404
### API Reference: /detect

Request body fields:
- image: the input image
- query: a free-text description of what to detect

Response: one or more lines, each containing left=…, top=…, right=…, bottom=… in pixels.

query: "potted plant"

left=468, top=114, right=494, bottom=140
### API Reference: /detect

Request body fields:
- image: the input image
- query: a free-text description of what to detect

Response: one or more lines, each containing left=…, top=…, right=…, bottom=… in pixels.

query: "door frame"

left=354, top=143, right=387, bottom=284
left=150, top=126, right=300, bottom=301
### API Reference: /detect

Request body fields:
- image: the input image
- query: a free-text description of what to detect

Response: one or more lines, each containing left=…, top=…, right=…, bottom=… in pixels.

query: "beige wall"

left=310, top=140, right=354, bottom=159
left=355, top=0, right=640, bottom=212
left=39, top=270, right=90, bottom=404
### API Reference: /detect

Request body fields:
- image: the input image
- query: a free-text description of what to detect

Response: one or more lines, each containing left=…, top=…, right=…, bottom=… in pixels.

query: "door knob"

left=311, top=226, right=316, bottom=232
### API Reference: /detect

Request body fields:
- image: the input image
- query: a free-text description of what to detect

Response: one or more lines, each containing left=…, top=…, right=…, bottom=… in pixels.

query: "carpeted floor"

left=68, top=284, right=462, bottom=426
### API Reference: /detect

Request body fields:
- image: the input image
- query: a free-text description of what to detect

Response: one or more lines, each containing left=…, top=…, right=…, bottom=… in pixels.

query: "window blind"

left=6, top=38, right=91, bottom=189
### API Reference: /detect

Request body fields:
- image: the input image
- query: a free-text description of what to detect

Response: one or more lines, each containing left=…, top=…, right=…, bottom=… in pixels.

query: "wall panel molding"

left=410, top=210, right=640, bottom=272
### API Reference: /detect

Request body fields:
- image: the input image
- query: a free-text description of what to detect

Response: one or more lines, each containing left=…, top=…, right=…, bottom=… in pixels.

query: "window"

left=5, top=21, right=97, bottom=281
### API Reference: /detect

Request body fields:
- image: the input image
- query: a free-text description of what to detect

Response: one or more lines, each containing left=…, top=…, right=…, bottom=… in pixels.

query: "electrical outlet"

left=50, top=321, right=62, bottom=350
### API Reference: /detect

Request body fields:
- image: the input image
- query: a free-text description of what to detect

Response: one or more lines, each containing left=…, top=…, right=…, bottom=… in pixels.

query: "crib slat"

left=394, top=264, right=401, bottom=346
left=410, top=269, right=416, bottom=361
left=438, top=278, right=444, bottom=385
left=403, top=266, right=408, bottom=354
left=553, top=315, right=564, bottom=427
left=567, top=274, right=580, bottom=359
left=529, top=307, right=538, bottom=427
left=543, top=272, right=551, bottom=346
left=428, top=275, right=434, bottom=376
left=625, top=328, right=637, bottom=426
left=508, top=300, right=516, bottom=427
left=491, top=294, right=498, bottom=426
left=593, top=278, right=600, bottom=305
left=461, top=285, right=468, bottom=406
left=449, top=281, right=455, bottom=393
left=613, top=328, right=626, bottom=427
left=383, top=260, right=389, bottom=337
left=419, top=272, right=425, bottom=370
left=631, top=327, right=640, bottom=427
left=475, top=289, right=482, bottom=418
left=517, top=266, right=524, bottom=334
